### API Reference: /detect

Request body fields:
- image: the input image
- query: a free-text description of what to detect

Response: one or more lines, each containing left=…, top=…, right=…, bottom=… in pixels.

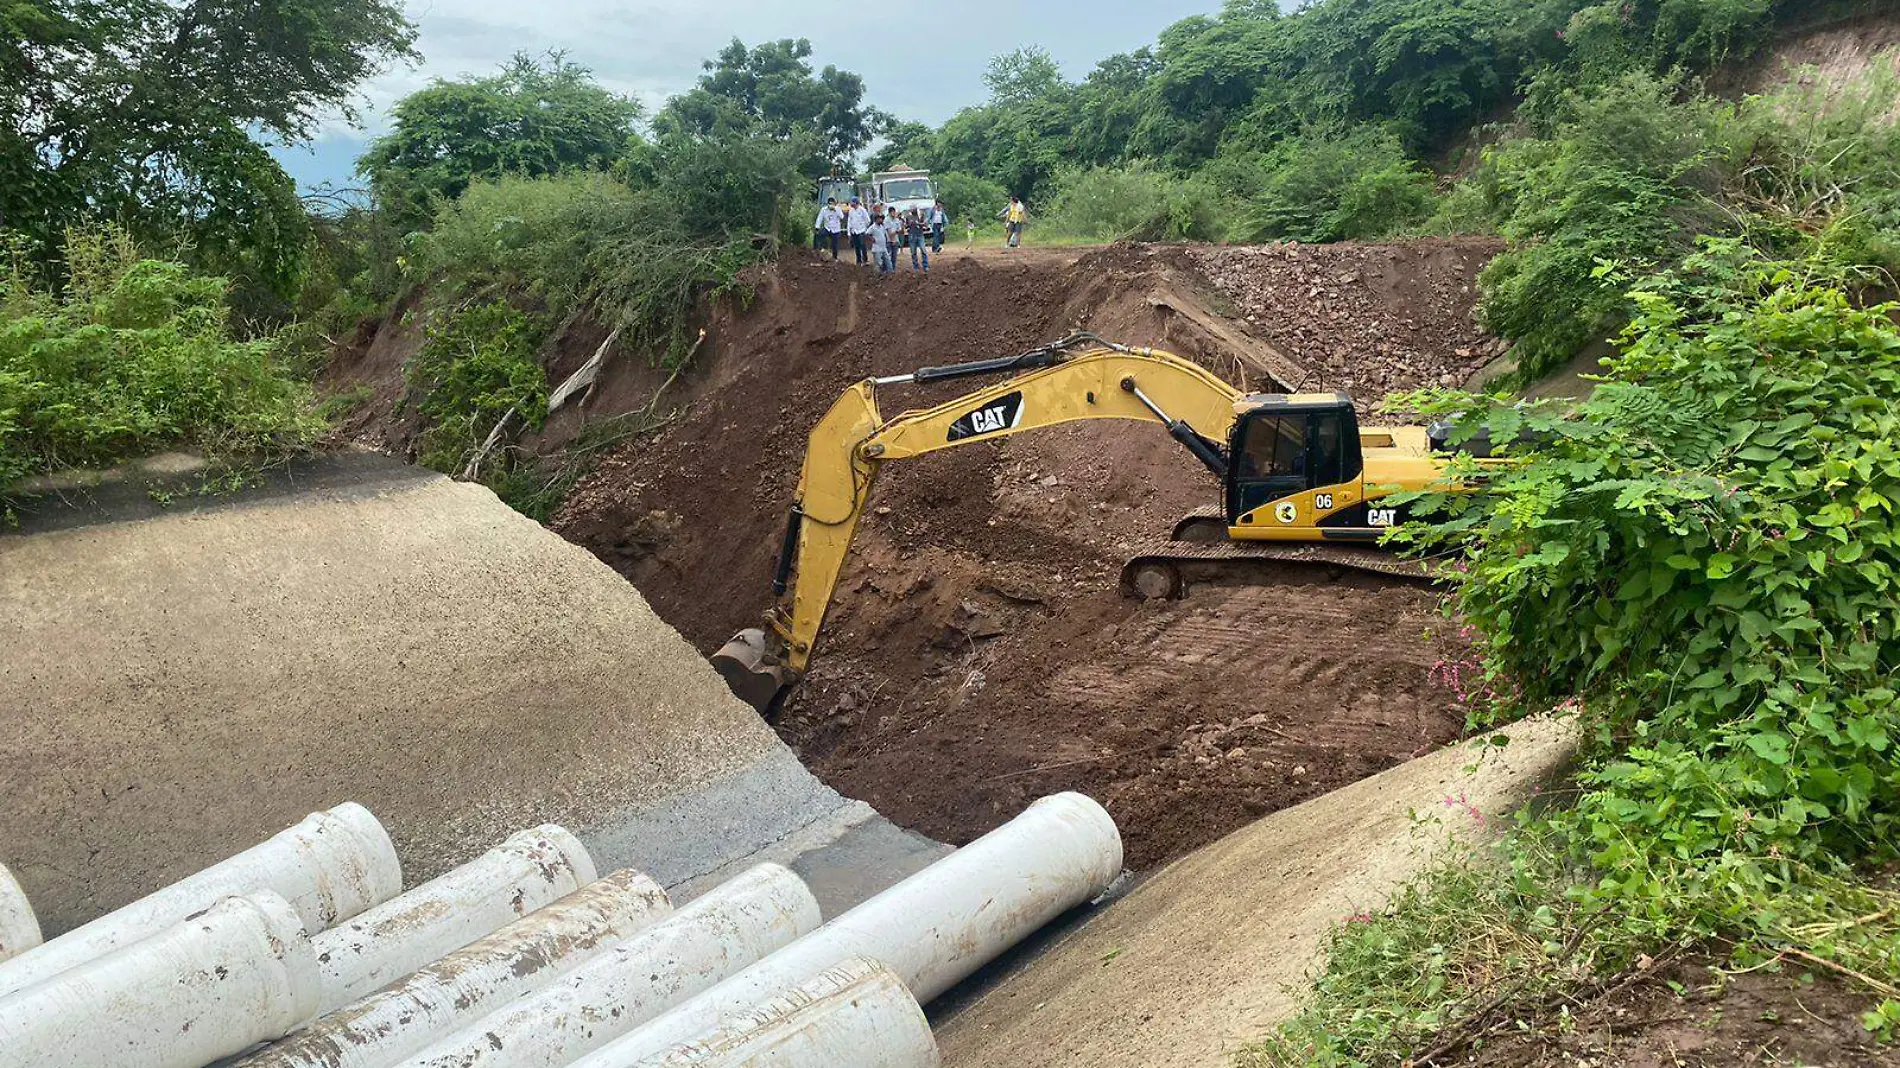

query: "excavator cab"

left=1224, top=395, right=1362, bottom=529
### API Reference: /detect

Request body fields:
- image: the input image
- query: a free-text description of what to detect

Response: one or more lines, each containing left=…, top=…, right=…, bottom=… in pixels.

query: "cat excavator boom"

left=712, top=335, right=1463, bottom=713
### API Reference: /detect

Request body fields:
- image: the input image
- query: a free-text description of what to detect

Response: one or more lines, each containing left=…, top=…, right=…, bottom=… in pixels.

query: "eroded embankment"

left=551, top=240, right=1502, bottom=868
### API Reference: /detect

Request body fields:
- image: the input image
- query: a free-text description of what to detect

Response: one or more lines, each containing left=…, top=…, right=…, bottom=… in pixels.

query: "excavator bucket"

left=710, top=628, right=797, bottom=715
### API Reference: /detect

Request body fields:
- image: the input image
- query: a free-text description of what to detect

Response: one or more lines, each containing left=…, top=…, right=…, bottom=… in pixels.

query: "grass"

left=1241, top=829, right=1644, bottom=1068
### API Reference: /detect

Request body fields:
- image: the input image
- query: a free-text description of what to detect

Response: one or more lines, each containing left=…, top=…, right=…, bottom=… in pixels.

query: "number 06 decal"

left=1315, top=493, right=1335, bottom=510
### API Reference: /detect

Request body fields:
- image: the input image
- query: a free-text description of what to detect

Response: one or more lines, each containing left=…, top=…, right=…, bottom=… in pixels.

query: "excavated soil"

left=554, top=242, right=1499, bottom=868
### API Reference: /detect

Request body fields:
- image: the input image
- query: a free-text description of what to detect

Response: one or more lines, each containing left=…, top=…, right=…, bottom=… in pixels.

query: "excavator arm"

left=713, top=337, right=1245, bottom=712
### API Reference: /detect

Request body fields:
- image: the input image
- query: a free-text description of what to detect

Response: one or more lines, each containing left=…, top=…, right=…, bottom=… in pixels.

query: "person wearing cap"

left=869, top=208, right=894, bottom=274
left=846, top=198, right=872, bottom=266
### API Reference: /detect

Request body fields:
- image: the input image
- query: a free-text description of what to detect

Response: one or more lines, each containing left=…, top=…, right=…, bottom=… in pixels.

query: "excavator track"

left=1120, top=507, right=1442, bottom=599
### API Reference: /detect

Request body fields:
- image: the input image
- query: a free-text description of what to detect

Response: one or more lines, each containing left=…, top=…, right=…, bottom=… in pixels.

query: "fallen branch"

left=547, top=327, right=621, bottom=414
left=1783, top=947, right=1900, bottom=1000
left=460, top=406, right=518, bottom=481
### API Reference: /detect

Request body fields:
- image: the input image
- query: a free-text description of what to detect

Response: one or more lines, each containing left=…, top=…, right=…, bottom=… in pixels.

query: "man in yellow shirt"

left=1003, top=196, right=1027, bottom=249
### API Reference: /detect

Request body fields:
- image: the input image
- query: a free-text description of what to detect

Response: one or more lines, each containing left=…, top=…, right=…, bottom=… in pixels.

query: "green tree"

left=924, top=46, right=1081, bottom=203
left=1070, top=50, right=1159, bottom=167
left=660, top=38, right=887, bottom=173
left=1131, top=6, right=1290, bottom=167
left=866, top=120, right=935, bottom=173
left=1218, top=126, right=1439, bottom=242
left=983, top=47, right=1067, bottom=105
left=930, top=171, right=1009, bottom=228
left=0, top=0, right=416, bottom=304
left=358, top=53, right=643, bottom=230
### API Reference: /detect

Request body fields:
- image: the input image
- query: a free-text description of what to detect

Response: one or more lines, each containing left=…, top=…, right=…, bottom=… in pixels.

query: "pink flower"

left=1443, top=793, right=1487, bottom=826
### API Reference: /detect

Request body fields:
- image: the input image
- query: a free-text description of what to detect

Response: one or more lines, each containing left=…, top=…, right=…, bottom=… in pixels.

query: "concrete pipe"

left=0, top=892, right=321, bottom=1068
left=0, top=802, right=400, bottom=999
left=0, top=862, right=41, bottom=963
left=618, top=957, right=937, bottom=1068
left=399, top=862, right=820, bottom=1068
left=232, top=870, right=671, bottom=1068
left=569, top=793, right=1119, bottom=1065
left=312, top=824, right=596, bottom=1011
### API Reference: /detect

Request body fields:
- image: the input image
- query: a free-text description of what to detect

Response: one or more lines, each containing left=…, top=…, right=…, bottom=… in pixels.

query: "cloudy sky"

left=271, top=0, right=1232, bottom=190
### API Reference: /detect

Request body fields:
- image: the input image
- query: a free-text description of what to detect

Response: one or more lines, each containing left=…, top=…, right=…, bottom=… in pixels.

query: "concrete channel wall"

left=0, top=452, right=944, bottom=939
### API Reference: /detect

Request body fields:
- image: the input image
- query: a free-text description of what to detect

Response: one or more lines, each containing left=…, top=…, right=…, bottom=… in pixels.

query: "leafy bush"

left=1253, top=245, right=1900, bottom=1066
left=931, top=171, right=1010, bottom=231
left=1459, top=63, right=1900, bottom=384
left=421, top=173, right=762, bottom=363
left=0, top=229, right=321, bottom=490
left=1042, top=163, right=1223, bottom=241
left=404, top=300, right=548, bottom=475
left=1408, top=242, right=1900, bottom=884
left=1461, top=74, right=1728, bottom=380
left=1217, top=127, right=1439, bottom=243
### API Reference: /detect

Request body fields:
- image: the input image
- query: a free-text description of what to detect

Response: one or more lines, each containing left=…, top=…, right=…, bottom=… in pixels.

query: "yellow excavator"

left=712, top=334, right=1476, bottom=712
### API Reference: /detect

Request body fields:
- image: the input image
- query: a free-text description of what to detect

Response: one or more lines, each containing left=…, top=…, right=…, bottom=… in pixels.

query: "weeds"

left=1040, top=163, right=1223, bottom=242
left=421, top=173, right=763, bottom=366
left=0, top=228, right=323, bottom=496
left=1246, top=831, right=1644, bottom=1068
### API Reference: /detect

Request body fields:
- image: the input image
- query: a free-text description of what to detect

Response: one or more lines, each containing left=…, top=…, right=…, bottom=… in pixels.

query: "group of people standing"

left=813, top=197, right=948, bottom=274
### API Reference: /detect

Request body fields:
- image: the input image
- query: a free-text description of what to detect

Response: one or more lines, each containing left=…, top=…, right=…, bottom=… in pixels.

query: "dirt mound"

left=1191, top=238, right=1506, bottom=414
left=552, top=240, right=1498, bottom=868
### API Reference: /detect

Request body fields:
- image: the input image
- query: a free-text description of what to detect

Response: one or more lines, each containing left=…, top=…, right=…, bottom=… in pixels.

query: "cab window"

left=1237, top=415, right=1307, bottom=480
left=1307, top=411, right=1347, bottom=487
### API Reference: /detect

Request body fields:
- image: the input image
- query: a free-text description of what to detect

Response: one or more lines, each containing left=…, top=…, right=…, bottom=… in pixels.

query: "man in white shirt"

left=813, top=198, right=843, bottom=258
left=816, top=199, right=843, bottom=260
left=846, top=198, right=872, bottom=266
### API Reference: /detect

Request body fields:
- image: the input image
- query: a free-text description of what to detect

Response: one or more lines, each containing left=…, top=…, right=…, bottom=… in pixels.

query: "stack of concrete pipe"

left=0, top=792, right=1123, bottom=1068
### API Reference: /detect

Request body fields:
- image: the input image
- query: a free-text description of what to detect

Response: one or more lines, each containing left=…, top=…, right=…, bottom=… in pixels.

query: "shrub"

left=420, top=173, right=761, bottom=363
left=1042, top=163, right=1224, bottom=242
left=1455, top=63, right=1900, bottom=385
left=1457, top=73, right=1732, bottom=380
left=404, top=300, right=548, bottom=475
left=1220, top=126, right=1439, bottom=243
left=0, top=229, right=321, bottom=491
left=1403, top=242, right=1900, bottom=881
left=931, top=171, right=1010, bottom=231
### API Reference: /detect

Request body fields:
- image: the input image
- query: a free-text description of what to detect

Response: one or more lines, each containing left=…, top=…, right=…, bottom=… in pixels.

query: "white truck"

left=871, top=167, right=935, bottom=216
